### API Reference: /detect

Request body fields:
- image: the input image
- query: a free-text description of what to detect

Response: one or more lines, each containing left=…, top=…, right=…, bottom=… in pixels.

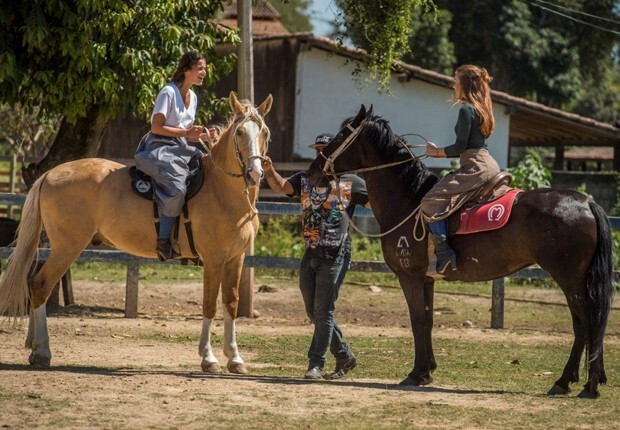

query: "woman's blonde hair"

left=454, top=65, right=495, bottom=138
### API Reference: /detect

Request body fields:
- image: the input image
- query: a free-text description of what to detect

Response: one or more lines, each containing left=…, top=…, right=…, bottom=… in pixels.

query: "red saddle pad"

left=455, top=189, right=522, bottom=235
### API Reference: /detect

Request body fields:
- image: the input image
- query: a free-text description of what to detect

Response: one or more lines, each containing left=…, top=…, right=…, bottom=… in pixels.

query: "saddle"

left=446, top=171, right=518, bottom=236
left=129, top=159, right=205, bottom=264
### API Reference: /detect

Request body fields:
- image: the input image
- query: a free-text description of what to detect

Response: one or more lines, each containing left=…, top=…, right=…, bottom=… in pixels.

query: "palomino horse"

left=308, top=105, right=614, bottom=398
left=0, top=91, right=272, bottom=374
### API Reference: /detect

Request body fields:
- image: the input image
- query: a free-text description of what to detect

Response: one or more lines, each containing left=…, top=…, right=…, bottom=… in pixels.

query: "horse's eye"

left=236, top=128, right=244, bottom=136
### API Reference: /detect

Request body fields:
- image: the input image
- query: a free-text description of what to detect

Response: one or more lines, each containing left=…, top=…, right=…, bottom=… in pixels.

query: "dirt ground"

left=1, top=278, right=618, bottom=429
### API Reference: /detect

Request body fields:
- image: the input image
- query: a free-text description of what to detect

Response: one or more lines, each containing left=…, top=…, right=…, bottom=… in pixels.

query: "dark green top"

left=443, top=103, right=487, bottom=157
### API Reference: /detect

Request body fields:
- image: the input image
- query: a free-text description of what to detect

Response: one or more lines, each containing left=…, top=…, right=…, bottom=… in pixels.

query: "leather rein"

left=319, top=122, right=429, bottom=239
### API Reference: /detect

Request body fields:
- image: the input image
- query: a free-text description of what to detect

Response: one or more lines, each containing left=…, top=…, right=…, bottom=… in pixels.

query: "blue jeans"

left=299, top=250, right=354, bottom=369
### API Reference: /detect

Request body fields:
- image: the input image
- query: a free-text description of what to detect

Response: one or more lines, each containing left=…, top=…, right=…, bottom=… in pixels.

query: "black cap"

left=309, top=133, right=334, bottom=149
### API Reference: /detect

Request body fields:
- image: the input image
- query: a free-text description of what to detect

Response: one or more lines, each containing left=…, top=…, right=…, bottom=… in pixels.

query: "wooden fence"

left=0, top=193, right=618, bottom=328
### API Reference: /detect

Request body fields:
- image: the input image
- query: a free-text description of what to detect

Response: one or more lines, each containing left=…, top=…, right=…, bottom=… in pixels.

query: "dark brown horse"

left=307, top=105, right=615, bottom=398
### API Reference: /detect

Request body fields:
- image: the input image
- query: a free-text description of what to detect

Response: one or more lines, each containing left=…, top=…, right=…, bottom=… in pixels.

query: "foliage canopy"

left=0, top=0, right=240, bottom=124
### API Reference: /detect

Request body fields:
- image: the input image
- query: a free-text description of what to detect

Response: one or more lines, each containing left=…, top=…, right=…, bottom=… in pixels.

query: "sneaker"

left=304, top=366, right=323, bottom=380
left=325, top=356, right=357, bottom=380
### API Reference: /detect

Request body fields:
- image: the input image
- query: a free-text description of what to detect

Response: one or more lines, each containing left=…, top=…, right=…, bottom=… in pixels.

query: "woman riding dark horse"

left=307, top=105, right=614, bottom=398
left=421, top=65, right=501, bottom=274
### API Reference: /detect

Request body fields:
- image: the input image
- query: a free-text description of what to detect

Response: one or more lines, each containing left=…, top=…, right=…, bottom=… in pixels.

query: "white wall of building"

left=294, top=48, right=510, bottom=169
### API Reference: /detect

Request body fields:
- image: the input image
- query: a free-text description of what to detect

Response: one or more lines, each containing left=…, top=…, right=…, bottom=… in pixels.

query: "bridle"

left=320, top=122, right=427, bottom=177
left=317, top=119, right=429, bottom=239
left=200, top=110, right=269, bottom=214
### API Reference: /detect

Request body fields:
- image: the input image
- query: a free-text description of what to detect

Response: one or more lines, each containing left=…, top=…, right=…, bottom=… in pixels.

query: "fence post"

left=125, top=263, right=140, bottom=318
left=491, top=277, right=505, bottom=329
left=237, top=239, right=254, bottom=318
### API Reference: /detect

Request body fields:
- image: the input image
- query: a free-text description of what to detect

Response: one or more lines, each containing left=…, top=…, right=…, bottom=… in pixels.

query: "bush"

left=508, top=149, right=551, bottom=190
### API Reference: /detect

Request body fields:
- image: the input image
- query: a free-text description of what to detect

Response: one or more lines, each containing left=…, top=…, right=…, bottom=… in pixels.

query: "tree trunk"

left=22, top=106, right=108, bottom=189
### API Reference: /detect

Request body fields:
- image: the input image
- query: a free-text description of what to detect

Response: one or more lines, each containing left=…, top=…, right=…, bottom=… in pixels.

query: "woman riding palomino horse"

left=135, top=51, right=219, bottom=261
left=0, top=91, right=273, bottom=376
left=421, top=65, right=501, bottom=274
left=307, top=104, right=614, bottom=398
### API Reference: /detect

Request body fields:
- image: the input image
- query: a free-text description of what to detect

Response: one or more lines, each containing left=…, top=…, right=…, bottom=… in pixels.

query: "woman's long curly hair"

left=454, top=65, right=495, bottom=138
left=171, top=51, right=205, bottom=86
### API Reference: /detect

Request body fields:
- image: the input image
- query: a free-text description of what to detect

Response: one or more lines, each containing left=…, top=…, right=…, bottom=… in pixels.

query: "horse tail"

left=0, top=173, right=47, bottom=324
left=585, top=200, right=615, bottom=365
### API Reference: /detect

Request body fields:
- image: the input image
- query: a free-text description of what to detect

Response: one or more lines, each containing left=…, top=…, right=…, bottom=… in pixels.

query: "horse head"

left=307, top=104, right=373, bottom=187
left=227, top=91, right=273, bottom=187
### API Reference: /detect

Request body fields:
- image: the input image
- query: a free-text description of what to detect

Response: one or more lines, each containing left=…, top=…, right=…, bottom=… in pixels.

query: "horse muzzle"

left=245, top=163, right=263, bottom=187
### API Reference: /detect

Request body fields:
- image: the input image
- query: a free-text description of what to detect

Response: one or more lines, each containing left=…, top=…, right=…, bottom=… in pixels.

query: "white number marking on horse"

left=399, top=258, right=410, bottom=268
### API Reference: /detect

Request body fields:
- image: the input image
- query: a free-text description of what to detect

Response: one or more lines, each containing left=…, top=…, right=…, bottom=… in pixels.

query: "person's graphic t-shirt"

left=287, top=172, right=368, bottom=258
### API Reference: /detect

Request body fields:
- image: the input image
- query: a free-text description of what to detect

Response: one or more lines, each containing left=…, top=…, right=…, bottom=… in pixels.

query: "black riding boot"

left=156, top=239, right=181, bottom=262
left=430, top=234, right=457, bottom=274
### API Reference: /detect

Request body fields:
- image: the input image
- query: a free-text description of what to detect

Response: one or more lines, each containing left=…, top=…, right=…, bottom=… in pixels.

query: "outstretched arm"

left=263, top=156, right=294, bottom=195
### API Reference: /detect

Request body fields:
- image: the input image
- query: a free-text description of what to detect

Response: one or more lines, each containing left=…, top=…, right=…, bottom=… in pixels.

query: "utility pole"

left=237, top=0, right=255, bottom=317
left=237, top=0, right=254, bottom=102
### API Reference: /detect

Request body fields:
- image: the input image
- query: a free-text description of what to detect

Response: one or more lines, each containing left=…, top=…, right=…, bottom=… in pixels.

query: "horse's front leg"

left=399, top=271, right=434, bottom=386
left=221, top=257, right=248, bottom=374
left=424, top=276, right=437, bottom=372
left=199, top=262, right=223, bottom=373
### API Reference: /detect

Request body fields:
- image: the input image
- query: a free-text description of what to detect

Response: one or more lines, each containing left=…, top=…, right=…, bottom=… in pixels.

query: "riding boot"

left=156, top=239, right=181, bottom=262
left=430, top=234, right=457, bottom=274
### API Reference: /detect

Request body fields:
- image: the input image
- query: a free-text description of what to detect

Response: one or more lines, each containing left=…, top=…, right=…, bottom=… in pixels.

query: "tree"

left=438, top=0, right=620, bottom=120
left=332, top=0, right=439, bottom=92
left=0, top=1, right=239, bottom=187
left=335, top=0, right=619, bottom=123
left=271, top=0, right=313, bottom=33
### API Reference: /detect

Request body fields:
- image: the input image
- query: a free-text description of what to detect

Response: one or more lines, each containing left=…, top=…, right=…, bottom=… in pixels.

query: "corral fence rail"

left=0, top=193, right=618, bottom=328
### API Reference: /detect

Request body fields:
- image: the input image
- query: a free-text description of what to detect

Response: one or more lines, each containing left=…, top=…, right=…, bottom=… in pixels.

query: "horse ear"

left=352, top=104, right=367, bottom=124
left=257, top=94, right=273, bottom=117
left=367, top=104, right=374, bottom=117
left=229, top=91, right=244, bottom=115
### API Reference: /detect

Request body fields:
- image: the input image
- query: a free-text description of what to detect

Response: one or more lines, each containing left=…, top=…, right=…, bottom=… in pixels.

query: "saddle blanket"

left=455, top=189, right=522, bottom=235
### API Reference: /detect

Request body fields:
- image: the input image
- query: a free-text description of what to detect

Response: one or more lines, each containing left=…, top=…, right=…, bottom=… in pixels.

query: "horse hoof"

left=547, top=384, right=570, bottom=395
left=227, top=362, right=249, bottom=374
left=28, top=352, right=51, bottom=369
left=399, top=374, right=433, bottom=386
left=201, top=362, right=223, bottom=373
left=577, top=389, right=600, bottom=399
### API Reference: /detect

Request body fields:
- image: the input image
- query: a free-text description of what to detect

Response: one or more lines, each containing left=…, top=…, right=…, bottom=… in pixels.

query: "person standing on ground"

left=263, top=133, right=369, bottom=380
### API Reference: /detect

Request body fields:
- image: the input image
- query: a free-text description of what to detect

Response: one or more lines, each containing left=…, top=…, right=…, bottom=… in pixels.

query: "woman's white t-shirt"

left=151, top=83, right=197, bottom=129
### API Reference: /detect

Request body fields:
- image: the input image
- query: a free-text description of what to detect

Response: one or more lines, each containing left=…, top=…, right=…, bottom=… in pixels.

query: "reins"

left=321, top=123, right=430, bottom=239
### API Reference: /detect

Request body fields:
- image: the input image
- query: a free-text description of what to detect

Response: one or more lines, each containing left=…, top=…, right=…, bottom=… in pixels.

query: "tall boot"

left=157, top=214, right=181, bottom=261
left=430, top=234, right=457, bottom=274
left=156, top=239, right=181, bottom=261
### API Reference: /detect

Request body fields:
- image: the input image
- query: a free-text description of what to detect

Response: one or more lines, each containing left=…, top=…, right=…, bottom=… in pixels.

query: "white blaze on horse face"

left=240, top=121, right=264, bottom=187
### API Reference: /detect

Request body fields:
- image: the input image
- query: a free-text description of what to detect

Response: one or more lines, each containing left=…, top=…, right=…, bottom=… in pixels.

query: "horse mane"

left=345, top=115, right=438, bottom=199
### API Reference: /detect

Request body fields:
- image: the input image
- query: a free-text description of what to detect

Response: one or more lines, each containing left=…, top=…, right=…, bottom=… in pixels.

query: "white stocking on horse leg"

left=28, top=305, right=51, bottom=368
left=199, top=318, right=222, bottom=373
left=224, top=309, right=248, bottom=374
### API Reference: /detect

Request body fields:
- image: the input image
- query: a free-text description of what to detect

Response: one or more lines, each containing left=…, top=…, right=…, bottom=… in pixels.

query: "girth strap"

left=182, top=203, right=199, bottom=257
